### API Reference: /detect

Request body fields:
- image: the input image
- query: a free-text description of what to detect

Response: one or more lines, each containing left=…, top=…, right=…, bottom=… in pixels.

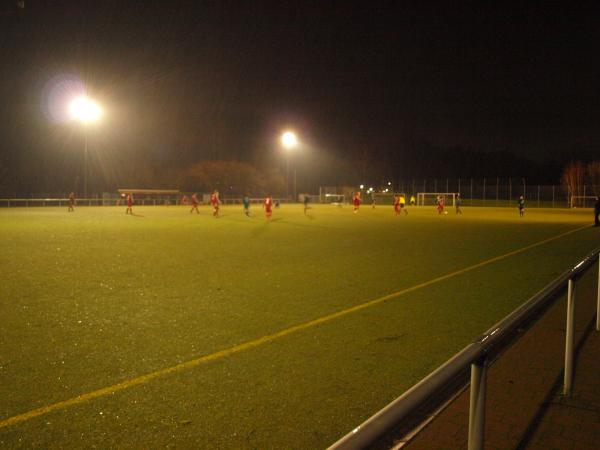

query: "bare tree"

left=177, top=160, right=285, bottom=196
left=586, top=161, right=600, bottom=196
left=561, top=161, right=586, bottom=202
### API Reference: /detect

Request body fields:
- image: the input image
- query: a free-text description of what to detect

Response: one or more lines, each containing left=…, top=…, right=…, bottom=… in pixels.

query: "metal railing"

left=0, top=198, right=179, bottom=207
left=328, top=246, right=600, bottom=450
left=0, top=197, right=289, bottom=207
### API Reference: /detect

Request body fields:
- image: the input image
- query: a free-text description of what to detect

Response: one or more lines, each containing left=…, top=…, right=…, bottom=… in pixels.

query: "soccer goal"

left=323, top=193, right=345, bottom=205
left=570, top=196, right=597, bottom=208
left=417, top=192, right=457, bottom=207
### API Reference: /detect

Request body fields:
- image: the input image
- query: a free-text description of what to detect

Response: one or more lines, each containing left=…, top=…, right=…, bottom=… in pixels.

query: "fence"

left=0, top=198, right=178, bottom=207
left=1, top=179, right=597, bottom=208
left=328, top=246, right=600, bottom=450
left=0, top=196, right=288, bottom=207
left=356, top=179, right=597, bottom=208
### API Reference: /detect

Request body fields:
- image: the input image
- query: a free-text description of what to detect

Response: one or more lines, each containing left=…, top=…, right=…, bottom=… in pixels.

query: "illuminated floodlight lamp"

left=359, top=184, right=364, bottom=189
left=388, top=181, right=392, bottom=186
left=69, top=96, right=102, bottom=123
left=281, top=131, right=298, bottom=149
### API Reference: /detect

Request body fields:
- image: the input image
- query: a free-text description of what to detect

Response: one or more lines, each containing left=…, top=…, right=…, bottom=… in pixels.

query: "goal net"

left=323, top=194, right=345, bottom=204
left=570, top=196, right=597, bottom=208
left=417, top=192, right=457, bottom=207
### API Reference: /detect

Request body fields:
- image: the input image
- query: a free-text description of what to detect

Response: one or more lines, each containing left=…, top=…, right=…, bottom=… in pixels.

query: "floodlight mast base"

left=84, top=130, right=88, bottom=199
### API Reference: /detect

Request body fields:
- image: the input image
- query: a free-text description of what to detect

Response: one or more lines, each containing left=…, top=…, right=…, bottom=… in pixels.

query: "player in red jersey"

left=394, top=195, right=401, bottom=215
left=190, top=193, right=200, bottom=214
left=210, top=190, right=220, bottom=217
left=436, top=195, right=445, bottom=214
left=126, top=192, right=134, bottom=215
left=352, top=191, right=361, bottom=214
left=67, top=192, right=75, bottom=212
left=263, top=194, right=273, bottom=219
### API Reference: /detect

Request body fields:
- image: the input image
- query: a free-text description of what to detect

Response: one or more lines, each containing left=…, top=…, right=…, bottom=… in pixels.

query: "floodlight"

left=69, top=96, right=102, bottom=123
left=360, top=184, right=364, bottom=189
left=281, top=131, right=298, bottom=149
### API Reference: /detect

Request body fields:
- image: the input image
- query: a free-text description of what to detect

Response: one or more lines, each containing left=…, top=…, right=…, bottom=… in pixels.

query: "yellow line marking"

left=0, top=224, right=591, bottom=429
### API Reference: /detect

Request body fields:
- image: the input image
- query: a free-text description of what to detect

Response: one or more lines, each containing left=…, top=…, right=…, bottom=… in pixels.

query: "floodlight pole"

left=293, top=168, right=297, bottom=202
left=84, top=128, right=88, bottom=199
left=286, top=155, right=290, bottom=201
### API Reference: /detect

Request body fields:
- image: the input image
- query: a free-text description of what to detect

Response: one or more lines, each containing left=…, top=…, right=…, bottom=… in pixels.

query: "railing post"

left=596, top=260, right=600, bottom=332
left=468, top=357, right=487, bottom=450
left=564, top=277, right=576, bottom=396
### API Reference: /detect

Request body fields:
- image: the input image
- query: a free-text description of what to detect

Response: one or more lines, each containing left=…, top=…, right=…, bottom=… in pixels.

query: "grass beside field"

left=0, top=204, right=598, bottom=449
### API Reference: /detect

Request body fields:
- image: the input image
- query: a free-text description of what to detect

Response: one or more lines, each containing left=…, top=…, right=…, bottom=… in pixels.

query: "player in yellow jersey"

left=399, top=194, right=408, bottom=215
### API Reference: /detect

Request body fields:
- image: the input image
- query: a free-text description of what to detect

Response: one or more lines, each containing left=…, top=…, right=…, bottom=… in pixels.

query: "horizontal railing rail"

left=0, top=198, right=177, bottom=207
left=328, top=245, right=600, bottom=450
left=0, top=197, right=289, bottom=207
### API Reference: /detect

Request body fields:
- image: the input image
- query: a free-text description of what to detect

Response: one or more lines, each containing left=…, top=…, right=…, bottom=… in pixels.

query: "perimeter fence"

left=0, top=179, right=597, bottom=208
left=321, top=179, right=598, bottom=208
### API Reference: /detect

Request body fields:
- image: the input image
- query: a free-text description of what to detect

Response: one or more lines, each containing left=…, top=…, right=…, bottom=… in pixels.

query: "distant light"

left=359, top=184, right=364, bottom=189
left=388, top=182, right=392, bottom=186
left=281, top=131, right=298, bottom=149
left=69, top=96, right=102, bottom=123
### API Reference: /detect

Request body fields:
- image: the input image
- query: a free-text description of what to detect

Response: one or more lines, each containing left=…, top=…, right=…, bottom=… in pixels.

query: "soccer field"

left=0, top=204, right=598, bottom=449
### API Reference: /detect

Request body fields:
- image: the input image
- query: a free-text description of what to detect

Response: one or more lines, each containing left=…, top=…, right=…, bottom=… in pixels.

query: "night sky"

left=1, top=1, right=599, bottom=194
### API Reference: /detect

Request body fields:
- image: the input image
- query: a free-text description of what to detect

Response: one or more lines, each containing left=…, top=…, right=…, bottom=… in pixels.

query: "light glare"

left=281, top=131, right=298, bottom=149
left=69, top=96, right=102, bottom=123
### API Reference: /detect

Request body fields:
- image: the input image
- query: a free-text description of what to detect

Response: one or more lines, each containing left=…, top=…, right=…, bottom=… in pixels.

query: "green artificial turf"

left=0, top=204, right=598, bottom=449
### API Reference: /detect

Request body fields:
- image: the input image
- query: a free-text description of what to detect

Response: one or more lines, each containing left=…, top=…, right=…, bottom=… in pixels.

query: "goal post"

left=417, top=192, right=457, bottom=207
left=570, top=196, right=597, bottom=208
left=323, top=193, right=345, bottom=204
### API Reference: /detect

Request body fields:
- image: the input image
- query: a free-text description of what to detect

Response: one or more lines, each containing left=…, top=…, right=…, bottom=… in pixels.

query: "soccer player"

left=210, top=190, right=220, bottom=217
left=126, top=192, right=133, bottom=215
left=353, top=191, right=361, bottom=214
left=303, top=194, right=311, bottom=215
left=264, top=194, right=273, bottom=219
left=455, top=193, right=462, bottom=214
left=190, top=193, right=200, bottom=214
left=437, top=195, right=445, bottom=214
left=409, top=195, right=416, bottom=206
left=243, top=195, right=251, bottom=217
left=399, top=194, right=408, bottom=215
left=394, top=195, right=401, bottom=215
left=67, top=192, right=75, bottom=212
left=518, top=195, right=525, bottom=217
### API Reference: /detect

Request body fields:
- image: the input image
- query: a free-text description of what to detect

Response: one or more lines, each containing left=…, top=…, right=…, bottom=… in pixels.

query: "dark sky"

left=1, top=1, right=599, bottom=192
